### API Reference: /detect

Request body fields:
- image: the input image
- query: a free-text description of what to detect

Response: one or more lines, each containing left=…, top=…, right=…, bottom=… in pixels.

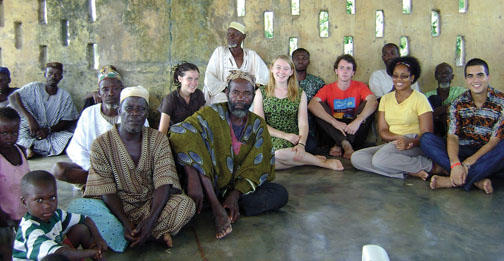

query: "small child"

left=0, top=107, right=29, bottom=260
left=12, top=170, right=107, bottom=260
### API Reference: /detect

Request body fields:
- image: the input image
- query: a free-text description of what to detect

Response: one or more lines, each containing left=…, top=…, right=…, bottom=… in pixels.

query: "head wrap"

left=228, top=22, right=246, bottom=35
left=0, top=67, right=10, bottom=78
left=120, top=86, right=149, bottom=104
left=226, top=70, right=255, bottom=87
left=46, top=62, right=63, bottom=71
left=98, top=65, right=122, bottom=84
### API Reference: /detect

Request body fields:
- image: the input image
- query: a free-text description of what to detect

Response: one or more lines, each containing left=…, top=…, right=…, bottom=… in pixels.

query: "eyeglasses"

left=392, top=74, right=411, bottom=80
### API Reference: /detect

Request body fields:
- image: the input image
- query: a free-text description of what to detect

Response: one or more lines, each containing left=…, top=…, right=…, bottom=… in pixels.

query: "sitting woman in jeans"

left=351, top=56, right=434, bottom=179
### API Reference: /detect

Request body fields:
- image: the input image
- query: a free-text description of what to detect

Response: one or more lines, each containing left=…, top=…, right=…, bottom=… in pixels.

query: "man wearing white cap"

left=203, top=21, right=269, bottom=105
left=78, top=86, right=195, bottom=250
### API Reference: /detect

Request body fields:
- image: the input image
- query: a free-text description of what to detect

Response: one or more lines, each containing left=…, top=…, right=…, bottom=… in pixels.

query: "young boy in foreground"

left=12, top=170, right=107, bottom=260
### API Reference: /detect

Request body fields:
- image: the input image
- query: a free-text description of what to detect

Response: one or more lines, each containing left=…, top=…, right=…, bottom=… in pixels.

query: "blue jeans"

left=420, top=132, right=504, bottom=191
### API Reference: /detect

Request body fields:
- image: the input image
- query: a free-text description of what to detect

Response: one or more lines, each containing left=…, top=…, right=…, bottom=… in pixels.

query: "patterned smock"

left=260, top=85, right=302, bottom=151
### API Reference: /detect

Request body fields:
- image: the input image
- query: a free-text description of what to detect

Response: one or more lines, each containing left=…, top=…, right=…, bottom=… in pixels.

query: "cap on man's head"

left=120, top=86, right=149, bottom=104
left=226, top=70, right=255, bottom=87
left=0, top=67, right=10, bottom=78
left=46, top=62, right=63, bottom=71
left=228, top=22, right=246, bottom=35
left=98, top=65, right=122, bottom=84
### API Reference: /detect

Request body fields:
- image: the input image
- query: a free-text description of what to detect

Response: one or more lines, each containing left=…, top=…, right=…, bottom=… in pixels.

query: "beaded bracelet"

left=450, top=162, right=461, bottom=169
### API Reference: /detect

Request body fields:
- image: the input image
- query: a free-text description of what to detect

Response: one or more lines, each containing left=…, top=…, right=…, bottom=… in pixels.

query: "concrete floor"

left=29, top=155, right=504, bottom=261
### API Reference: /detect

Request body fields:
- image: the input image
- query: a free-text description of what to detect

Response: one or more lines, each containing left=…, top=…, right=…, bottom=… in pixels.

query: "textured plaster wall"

left=0, top=0, right=503, bottom=122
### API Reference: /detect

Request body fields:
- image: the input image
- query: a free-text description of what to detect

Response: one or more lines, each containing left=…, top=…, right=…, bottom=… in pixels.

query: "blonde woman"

left=253, top=55, right=343, bottom=170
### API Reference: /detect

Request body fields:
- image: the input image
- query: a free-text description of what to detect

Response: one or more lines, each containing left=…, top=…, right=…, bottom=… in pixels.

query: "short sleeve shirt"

left=299, top=74, right=325, bottom=102
left=379, top=90, right=433, bottom=136
left=158, top=88, right=205, bottom=126
left=314, top=80, right=373, bottom=119
left=448, top=87, right=504, bottom=146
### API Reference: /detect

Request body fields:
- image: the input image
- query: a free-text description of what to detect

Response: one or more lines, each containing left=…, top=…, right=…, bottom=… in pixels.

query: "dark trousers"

left=428, top=95, right=448, bottom=137
left=315, top=101, right=372, bottom=149
left=239, top=182, right=288, bottom=216
left=420, top=132, right=504, bottom=191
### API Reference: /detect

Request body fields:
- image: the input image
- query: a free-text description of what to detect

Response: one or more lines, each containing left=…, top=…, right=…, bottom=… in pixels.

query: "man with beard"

left=369, top=43, right=420, bottom=98
left=203, top=21, right=269, bottom=104
left=53, top=66, right=147, bottom=187
left=10, top=62, right=79, bottom=158
left=424, top=63, right=466, bottom=137
left=170, top=71, right=288, bottom=240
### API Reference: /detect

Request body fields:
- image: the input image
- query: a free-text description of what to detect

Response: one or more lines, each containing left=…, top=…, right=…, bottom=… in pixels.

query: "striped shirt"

left=448, top=87, right=504, bottom=146
left=14, top=82, right=79, bottom=156
left=12, top=209, right=85, bottom=260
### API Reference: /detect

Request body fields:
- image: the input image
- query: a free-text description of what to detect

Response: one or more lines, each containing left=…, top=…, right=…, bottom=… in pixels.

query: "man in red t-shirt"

left=308, top=54, right=377, bottom=159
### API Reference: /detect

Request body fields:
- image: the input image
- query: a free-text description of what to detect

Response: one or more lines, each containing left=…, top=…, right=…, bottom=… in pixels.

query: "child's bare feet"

left=474, top=179, right=493, bottom=194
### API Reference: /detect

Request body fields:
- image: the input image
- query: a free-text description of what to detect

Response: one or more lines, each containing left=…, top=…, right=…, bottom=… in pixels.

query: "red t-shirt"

left=314, top=80, right=372, bottom=119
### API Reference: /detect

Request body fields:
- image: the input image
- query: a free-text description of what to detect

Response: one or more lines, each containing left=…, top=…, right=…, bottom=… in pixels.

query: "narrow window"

left=61, top=20, right=70, bottom=46
left=237, top=0, right=245, bottom=17
left=319, top=11, right=329, bottom=38
left=89, top=0, right=96, bottom=22
left=291, top=0, right=300, bottom=15
left=289, top=37, right=298, bottom=56
left=38, top=0, right=47, bottom=24
left=375, top=10, right=384, bottom=38
left=343, top=36, right=354, bottom=56
left=455, top=36, right=465, bottom=67
left=459, top=0, right=467, bottom=13
left=431, top=10, right=440, bottom=37
left=346, top=0, right=355, bottom=15
left=402, top=0, right=411, bottom=14
left=14, top=22, right=22, bottom=49
left=39, top=45, right=47, bottom=70
left=87, top=43, right=99, bottom=70
left=264, top=11, right=274, bottom=39
left=0, top=0, right=5, bottom=27
left=399, top=36, right=409, bottom=56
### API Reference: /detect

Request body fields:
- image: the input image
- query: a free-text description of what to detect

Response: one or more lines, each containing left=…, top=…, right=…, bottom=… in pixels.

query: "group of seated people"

left=1, top=21, right=503, bottom=260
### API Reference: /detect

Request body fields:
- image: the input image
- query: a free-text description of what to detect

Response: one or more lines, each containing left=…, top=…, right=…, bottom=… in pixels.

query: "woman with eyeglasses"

left=351, top=56, right=434, bottom=180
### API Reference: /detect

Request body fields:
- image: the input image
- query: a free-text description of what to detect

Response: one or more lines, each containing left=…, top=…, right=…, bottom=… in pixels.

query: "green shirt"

left=299, top=74, right=325, bottom=102
left=425, top=86, right=466, bottom=105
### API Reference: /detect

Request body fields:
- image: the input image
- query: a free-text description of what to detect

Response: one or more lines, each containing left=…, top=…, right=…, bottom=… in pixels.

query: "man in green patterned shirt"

left=425, top=63, right=466, bottom=137
left=292, top=48, right=325, bottom=154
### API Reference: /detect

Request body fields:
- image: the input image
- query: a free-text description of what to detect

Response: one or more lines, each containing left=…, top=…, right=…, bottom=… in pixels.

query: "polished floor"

left=29, top=155, right=504, bottom=261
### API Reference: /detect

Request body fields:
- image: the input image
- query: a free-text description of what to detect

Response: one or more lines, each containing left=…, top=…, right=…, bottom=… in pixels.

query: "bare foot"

left=326, top=158, right=344, bottom=171
left=315, top=155, right=327, bottom=161
left=162, top=233, right=173, bottom=248
left=474, top=179, right=493, bottom=194
left=329, top=145, right=342, bottom=157
left=409, top=170, right=430, bottom=181
left=430, top=175, right=453, bottom=190
left=341, top=141, right=354, bottom=160
left=214, top=205, right=232, bottom=239
left=26, top=148, right=35, bottom=159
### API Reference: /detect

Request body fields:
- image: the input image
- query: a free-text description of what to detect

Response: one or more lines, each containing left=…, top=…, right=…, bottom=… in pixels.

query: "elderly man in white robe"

left=53, top=66, right=148, bottom=187
left=203, top=21, right=269, bottom=105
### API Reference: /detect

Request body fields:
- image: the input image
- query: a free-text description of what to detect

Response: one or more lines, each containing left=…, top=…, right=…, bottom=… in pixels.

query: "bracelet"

left=298, top=143, right=305, bottom=147
left=450, top=162, right=461, bottom=169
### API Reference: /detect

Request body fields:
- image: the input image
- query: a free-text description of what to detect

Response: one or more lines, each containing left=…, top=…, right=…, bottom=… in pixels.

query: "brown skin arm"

left=377, top=111, right=402, bottom=142
left=9, top=92, right=39, bottom=136
left=130, top=184, right=172, bottom=247
left=50, top=119, right=77, bottom=133
left=102, top=193, right=137, bottom=242
left=222, top=190, right=241, bottom=223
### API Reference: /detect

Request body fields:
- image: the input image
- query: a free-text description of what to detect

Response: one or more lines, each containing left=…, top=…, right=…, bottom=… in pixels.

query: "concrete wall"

left=0, top=0, right=503, bottom=122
